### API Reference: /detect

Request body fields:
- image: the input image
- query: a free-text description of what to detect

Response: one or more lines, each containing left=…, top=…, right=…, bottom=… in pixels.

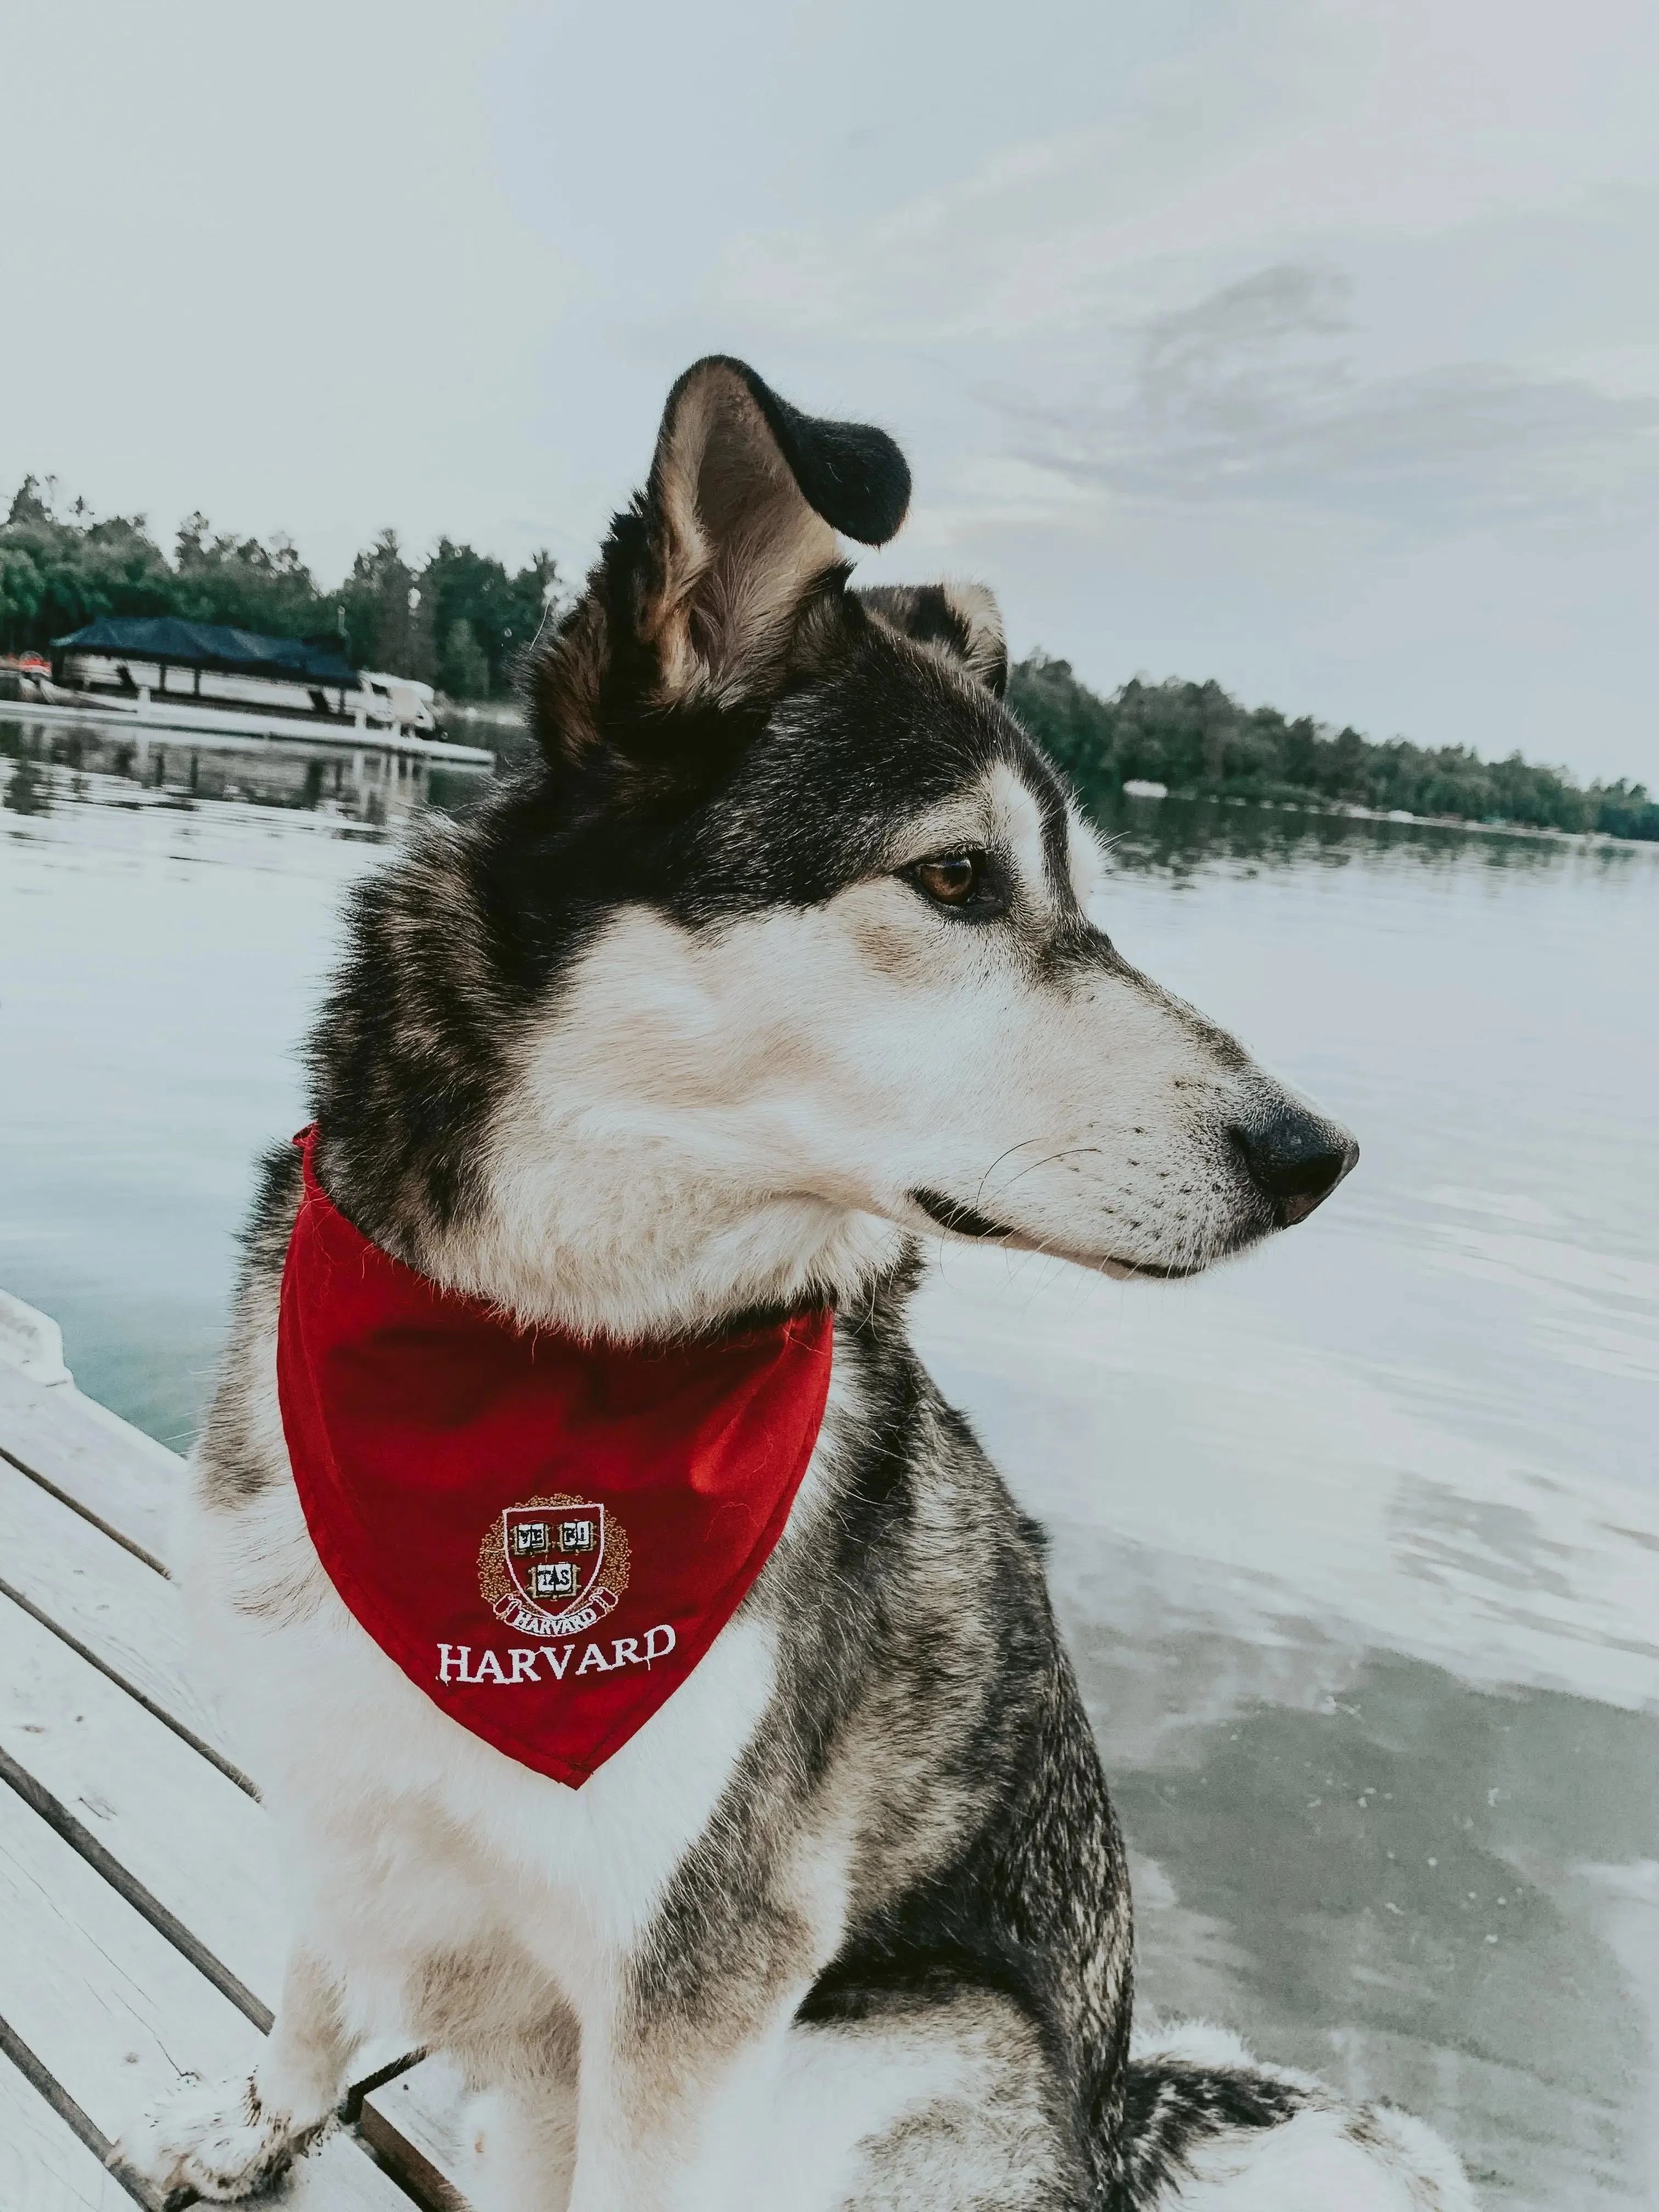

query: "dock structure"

left=0, top=1296, right=478, bottom=2209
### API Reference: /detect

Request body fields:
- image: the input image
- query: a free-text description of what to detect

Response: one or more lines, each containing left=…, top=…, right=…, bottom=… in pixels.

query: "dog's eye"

left=911, top=853, right=986, bottom=909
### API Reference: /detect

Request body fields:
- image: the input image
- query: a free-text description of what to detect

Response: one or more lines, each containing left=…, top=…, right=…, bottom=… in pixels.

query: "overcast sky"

left=7, top=0, right=1657, bottom=780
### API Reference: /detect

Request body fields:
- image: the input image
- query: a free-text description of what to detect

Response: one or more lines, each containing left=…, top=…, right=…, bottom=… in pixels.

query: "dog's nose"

left=1231, top=1099, right=1358, bottom=1226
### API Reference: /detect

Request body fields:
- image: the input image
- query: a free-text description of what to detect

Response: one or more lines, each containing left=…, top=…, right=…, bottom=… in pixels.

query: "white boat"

left=25, top=616, right=491, bottom=767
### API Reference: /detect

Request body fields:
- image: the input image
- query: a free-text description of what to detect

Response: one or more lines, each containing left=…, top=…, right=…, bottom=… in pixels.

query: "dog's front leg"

left=120, top=1943, right=361, bottom=2201
left=563, top=1995, right=796, bottom=2212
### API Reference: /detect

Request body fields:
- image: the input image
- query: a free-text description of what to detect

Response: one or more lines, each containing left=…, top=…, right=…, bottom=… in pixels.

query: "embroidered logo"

left=478, top=1493, right=631, bottom=1638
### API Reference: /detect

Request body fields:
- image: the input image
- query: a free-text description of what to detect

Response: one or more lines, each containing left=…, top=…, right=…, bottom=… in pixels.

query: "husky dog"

left=127, top=359, right=1471, bottom=2211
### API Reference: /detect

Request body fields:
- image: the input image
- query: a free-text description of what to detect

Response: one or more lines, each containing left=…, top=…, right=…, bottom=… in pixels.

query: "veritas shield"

left=501, top=1503, right=606, bottom=1619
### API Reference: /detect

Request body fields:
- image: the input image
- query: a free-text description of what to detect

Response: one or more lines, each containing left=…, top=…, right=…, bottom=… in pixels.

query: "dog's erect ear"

left=858, top=582, right=1008, bottom=698
left=533, top=360, right=911, bottom=766
left=636, top=357, right=910, bottom=708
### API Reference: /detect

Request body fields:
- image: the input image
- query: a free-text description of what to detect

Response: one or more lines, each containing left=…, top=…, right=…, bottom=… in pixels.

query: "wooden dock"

left=0, top=1300, right=477, bottom=2210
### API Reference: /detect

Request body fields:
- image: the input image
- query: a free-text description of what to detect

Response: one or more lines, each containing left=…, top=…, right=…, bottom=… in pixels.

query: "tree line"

left=1007, top=654, right=1659, bottom=842
left=5, top=479, right=1654, bottom=838
left=0, top=478, right=558, bottom=703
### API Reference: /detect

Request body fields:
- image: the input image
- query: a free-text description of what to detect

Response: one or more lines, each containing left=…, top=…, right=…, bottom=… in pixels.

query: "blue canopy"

left=53, top=616, right=357, bottom=689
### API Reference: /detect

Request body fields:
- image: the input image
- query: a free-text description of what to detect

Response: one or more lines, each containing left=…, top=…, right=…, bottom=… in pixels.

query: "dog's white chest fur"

left=185, top=1434, right=786, bottom=2035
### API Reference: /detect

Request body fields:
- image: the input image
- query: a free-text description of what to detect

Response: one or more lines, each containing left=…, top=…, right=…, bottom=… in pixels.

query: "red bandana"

left=276, top=1130, right=833, bottom=1787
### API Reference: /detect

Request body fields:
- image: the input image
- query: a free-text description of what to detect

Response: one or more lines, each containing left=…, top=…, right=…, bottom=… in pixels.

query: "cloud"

left=1137, top=266, right=1353, bottom=419
left=992, top=266, right=1659, bottom=529
left=7, top=0, right=1658, bottom=777
left=708, top=0, right=1659, bottom=353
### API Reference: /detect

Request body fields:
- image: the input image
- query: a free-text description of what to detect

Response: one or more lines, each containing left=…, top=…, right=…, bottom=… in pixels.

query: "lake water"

left=4, top=751, right=1657, bottom=2207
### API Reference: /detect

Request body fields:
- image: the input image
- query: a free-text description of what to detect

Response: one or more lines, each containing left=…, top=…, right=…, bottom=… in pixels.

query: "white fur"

left=1166, top=2106, right=1474, bottom=2212
left=185, top=1309, right=838, bottom=1999
left=1130, top=2026, right=1474, bottom=2212
left=122, top=730, right=1455, bottom=2207
left=129, top=1327, right=873, bottom=2211
left=410, top=768, right=1263, bottom=1342
left=466, top=2011, right=1034, bottom=2212
left=122, top=2071, right=333, bottom=2203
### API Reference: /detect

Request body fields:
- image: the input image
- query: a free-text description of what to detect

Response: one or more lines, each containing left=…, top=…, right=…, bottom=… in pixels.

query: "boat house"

left=46, top=616, right=438, bottom=738
left=6, top=614, right=496, bottom=816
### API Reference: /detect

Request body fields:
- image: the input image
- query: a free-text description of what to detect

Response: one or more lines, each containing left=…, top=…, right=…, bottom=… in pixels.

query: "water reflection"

left=1101, top=1629, right=1659, bottom=2206
left=1, top=710, right=487, bottom=826
left=4, top=759, right=1657, bottom=2207
left=1093, top=786, right=1652, bottom=884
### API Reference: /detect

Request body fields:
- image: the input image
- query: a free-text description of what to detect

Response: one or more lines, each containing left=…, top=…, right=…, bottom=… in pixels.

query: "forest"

left=1007, top=656, right=1659, bottom=842
left=4, top=479, right=1655, bottom=839
left=0, top=478, right=555, bottom=703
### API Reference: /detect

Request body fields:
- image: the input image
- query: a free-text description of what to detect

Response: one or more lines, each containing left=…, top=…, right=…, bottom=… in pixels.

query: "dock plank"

left=0, top=1360, right=179, bottom=1571
left=0, top=1339, right=482, bottom=2209
left=0, top=1782, right=415, bottom=2211
left=0, top=1455, right=243, bottom=1779
left=0, top=2046, right=133, bottom=2212
left=0, top=1583, right=479, bottom=2203
left=0, top=1590, right=282, bottom=2010
left=0, top=1584, right=478, bottom=2204
left=360, top=2057, right=476, bottom=2212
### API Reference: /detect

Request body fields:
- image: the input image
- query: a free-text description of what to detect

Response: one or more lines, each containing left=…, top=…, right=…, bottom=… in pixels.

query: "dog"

left=125, top=358, right=1472, bottom=2211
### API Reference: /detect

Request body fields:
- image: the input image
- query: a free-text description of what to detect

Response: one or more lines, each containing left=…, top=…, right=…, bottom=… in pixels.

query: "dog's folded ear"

left=858, top=583, right=1008, bottom=698
left=637, top=357, right=910, bottom=708
left=672, top=358, right=912, bottom=550
left=533, top=360, right=910, bottom=766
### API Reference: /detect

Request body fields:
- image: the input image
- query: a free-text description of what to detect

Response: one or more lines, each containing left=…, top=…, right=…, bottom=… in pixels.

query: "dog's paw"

left=116, top=2072, right=333, bottom=2202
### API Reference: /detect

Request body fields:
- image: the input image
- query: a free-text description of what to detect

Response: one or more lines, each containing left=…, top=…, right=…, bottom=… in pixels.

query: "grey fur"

left=161, top=358, right=1465, bottom=2212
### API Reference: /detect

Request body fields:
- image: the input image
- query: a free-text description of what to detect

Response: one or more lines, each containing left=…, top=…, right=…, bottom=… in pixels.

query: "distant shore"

left=7, top=703, right=1658, bottom=856
left=7, top=478, right=1654, bottom=843
left=1007, top=657, right=1659, bottom=845
left=1109, top=781, right=1659, bottom=851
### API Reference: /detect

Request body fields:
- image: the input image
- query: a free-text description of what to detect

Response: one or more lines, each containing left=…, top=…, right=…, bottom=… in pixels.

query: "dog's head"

left=381, top=359, right=1355, bottom=1331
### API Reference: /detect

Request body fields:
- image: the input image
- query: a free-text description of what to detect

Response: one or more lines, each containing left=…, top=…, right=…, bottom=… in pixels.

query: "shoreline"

left=1107, top=782, right=1659, bottom=852
left=7, top=696, right=1658, bottom=852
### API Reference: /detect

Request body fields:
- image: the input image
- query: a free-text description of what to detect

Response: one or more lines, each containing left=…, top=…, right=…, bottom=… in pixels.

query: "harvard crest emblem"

left=477, top=1494, right=631, bottom=1638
